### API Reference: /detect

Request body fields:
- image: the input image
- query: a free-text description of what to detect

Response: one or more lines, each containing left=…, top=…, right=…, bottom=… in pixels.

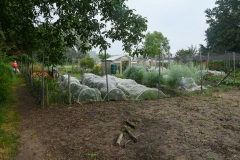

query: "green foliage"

left=204, top=0, right=240, bottom=53
left=98, top=53, right=111, bottom=61
left=142, top=31, right=170, bottom=58
left=142, top=70, right=160, bottom=87
left=0, top=63, right=13, bottom=102
left=88, top=153, right=98, bottom=158
left=123, top=66, right=146, bottom=83
left=0, top=73, right=22, bottom=159
left=0, top=0, right=148, bottom=63
left=46, top=79, right=68, bottom=104
left=80, top=56, right=95, bottom=70
left=115, top=70, right=123, bottom=78
left=175, top=45, right=198, bottom=63
left=162, top=63, right=201, bottom=88
left=208, top=60, right=225, bottom=71
left=123, top=63, right=202, bottom=88
left=91, top=64, right=102, bottom=76
left=123, top=65, right=164, bottom=87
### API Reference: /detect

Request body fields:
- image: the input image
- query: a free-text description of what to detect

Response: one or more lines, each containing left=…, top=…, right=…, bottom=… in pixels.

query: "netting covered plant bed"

left=59, top=75, right=102, bottom=103
left=82, top=73, right=127, bottom=101
left=107, top=75, right=166, bottom=100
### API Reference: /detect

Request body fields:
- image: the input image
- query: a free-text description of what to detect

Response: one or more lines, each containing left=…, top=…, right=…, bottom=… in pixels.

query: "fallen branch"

left=116, top=132, right=123, bottom=146
left=123, top=125, right=138, bottom=142
left=126, top=120, right=136, bottom=129
left=124, top=139, right=131, bottom=148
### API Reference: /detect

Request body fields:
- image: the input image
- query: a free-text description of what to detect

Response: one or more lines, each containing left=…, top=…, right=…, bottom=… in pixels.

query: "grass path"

left=0, top=74, right=24, bottom=160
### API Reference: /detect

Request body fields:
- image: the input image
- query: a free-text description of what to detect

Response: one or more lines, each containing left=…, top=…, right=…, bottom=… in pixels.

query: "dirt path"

left=14, top=83, right=46, bottom=160
left=13, top=80, right=240, bottom=160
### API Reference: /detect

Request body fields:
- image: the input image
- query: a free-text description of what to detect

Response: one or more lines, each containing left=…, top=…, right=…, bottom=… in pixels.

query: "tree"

left=203, top=0, right=240, bottom=53
left=98, top=53, right=111, bottom=61
left=80, top=56, right=95, bottom=70
left=175, top=45, right=198, bottom=63
left=0, top=0, right=148, bottom=65
left=142, top=31, right=170, bottom=58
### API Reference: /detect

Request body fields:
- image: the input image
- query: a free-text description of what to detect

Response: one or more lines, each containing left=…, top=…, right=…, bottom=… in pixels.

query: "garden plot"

left=107, top=75, right=166, bottom=100
left=82, top=73, right=127, bottom=101
left=59, top=74, right=102, bottom=103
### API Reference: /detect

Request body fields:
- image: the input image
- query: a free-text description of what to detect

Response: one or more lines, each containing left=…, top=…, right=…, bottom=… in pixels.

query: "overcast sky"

left=94, top=0, right=216, bottom=56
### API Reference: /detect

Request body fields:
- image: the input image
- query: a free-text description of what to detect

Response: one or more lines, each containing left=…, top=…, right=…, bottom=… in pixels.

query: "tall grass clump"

left=162, top=62, right=202, bottom=88
left=123, top=65, right=146, bottom=83
left=142, top=70, right=162, bottom=87
left=123, top=65, right=165, bottom=87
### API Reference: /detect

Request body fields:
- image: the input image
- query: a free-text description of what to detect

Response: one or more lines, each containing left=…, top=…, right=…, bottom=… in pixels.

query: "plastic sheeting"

left=107, top=75, right=166, bottom=100
left=82, top=73, right=127, bottom=101
left=59, top=74, right=102, bottom=103
left=206, top=70, right=226, bottom=76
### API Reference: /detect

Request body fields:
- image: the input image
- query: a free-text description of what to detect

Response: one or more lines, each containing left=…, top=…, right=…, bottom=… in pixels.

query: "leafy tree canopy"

left=0, top=0, right=148, bottom=65
left=98, top=53, right=111, bottom=61
left=203, top=0, right=240, bottom=53
left=175, top=45, right=198, bottom=63
left=142, top=31, right=170, bottom=58
left=80, top=56, right=95, bottom=70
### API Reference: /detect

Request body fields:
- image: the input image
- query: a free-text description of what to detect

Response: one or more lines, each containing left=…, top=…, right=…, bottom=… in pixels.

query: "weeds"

left=88, top=153, right=98, bottom=158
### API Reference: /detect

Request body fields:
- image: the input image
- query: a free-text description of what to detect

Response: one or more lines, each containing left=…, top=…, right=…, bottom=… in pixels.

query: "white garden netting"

left=82, top=73, right=127, bottom=101
left=106, top=75, right=166, bottom=100
left=59, top=75, right=102, bottom=103
left=178, top=77, right=206, bottom=91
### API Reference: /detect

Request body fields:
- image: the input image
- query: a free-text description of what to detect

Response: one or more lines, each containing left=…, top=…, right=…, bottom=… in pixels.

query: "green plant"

left=0, top=73, right=22, bottom=159
left=162, top=62, right=202, bottom=88
left=88, top=153, right=98, bottom=158
left=80, top=56, right=95, bottom=70
left=91, top=64, right=102, bottom=76
left=0, top=63, right=13, bottom=102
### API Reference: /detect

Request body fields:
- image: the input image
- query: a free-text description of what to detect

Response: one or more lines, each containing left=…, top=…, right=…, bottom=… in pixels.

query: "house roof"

left=106, top=55, right=131, bottom=61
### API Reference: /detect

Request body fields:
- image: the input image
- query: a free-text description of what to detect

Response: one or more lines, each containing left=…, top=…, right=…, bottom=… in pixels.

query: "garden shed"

left=101, top=55, right=132, bottom=75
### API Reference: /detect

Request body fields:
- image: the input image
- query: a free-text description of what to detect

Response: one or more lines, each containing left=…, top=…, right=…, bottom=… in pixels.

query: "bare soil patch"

left=14, top=81, right=240, bottom=160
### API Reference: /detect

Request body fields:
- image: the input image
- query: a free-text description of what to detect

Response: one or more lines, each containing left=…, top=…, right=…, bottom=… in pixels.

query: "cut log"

left=126, top=120, right=136, bottom=129
left=123, top=125, right=138, bottom=142
left=116, top=132, right=123, bottom=146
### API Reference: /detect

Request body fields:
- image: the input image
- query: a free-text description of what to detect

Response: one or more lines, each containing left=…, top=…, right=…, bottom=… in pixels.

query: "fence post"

left=68, top=73, right=71, bottom=105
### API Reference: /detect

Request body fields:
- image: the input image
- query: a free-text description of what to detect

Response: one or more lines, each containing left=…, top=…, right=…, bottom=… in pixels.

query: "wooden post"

left=68, top=73, right=71, bottom=105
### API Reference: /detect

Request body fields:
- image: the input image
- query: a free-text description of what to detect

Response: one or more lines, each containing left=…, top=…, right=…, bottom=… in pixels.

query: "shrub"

left=162, top=63, right=201, bottom=88
left=91, top=64, right=102, bottom=76
left=123, top=65, right=146, bottom=83
left=80, top=56, right=95, bottom=70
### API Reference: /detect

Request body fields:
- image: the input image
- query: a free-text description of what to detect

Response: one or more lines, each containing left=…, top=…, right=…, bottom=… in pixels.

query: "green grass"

left=0, top=74, right=22, bottom=159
